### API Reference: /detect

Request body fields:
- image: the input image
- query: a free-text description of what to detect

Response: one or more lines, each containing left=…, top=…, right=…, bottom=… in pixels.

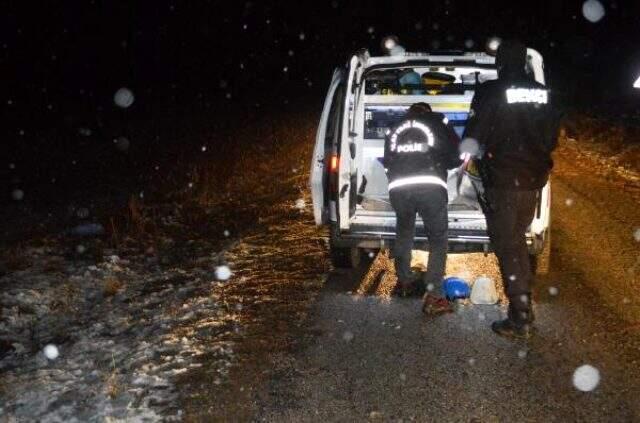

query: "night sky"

left=2, top=0, right=639, bottom=203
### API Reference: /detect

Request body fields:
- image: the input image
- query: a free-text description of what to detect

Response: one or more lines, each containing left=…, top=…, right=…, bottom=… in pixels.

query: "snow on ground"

left=0, top=236, right=239, bottom=421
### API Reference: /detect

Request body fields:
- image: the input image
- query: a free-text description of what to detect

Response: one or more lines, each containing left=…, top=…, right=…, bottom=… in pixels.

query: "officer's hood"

left=496, top=40, right=527, bottom=79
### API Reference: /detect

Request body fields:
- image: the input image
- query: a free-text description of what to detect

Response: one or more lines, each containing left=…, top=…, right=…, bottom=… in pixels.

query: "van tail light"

left=329, top=154, right=339, bottom=173
left=329, top=154, right=339, bottom=197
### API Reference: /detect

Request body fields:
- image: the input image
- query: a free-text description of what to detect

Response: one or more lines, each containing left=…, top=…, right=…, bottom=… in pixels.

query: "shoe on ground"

left=393, top=274, right=425, bottom=297
left=491, top=318, right=536, bottom=339
left=422, top=294, right=454, bottom=316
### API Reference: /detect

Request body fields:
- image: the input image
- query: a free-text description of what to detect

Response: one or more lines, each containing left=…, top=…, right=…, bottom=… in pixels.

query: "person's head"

left=495, top=39, right=527, bottom=77
left=407, top=102, right=431, bottom=119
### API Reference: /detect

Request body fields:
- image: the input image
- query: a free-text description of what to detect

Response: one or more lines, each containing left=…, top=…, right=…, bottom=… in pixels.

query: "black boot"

left=491, top=295, right=535, bottom=339
left=491, top=318, right=535, bottom=339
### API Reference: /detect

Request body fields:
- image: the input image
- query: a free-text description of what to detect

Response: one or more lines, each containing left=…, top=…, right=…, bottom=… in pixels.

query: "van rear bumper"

left=330, top=226, right=539, bottom=254
left=331, top=228, right=492, bottom=253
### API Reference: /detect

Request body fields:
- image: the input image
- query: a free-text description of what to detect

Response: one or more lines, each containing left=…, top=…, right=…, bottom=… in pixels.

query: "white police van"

left=310, top=41, right=551, bottom=271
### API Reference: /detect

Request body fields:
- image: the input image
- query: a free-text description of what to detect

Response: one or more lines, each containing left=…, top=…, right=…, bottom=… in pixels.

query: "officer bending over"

left=383, top=102, right=461, bottom=312
left=463, top=40, right=561, bottom=338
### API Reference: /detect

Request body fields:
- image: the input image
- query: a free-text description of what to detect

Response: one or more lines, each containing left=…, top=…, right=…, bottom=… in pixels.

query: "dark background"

left=2, top=0, right=639, bottom=206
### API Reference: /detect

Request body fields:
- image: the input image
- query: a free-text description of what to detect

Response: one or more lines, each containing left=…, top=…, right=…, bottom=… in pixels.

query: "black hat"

left=495, top=39, right=527, bottom=70
left=407, top=102, right=431, bottom=118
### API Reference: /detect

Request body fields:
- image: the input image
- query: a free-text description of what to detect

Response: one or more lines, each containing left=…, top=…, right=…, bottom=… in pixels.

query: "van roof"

left=365, top=51, right=496, bottom=68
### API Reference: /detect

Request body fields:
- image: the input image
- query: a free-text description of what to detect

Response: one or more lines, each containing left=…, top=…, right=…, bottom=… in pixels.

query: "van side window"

left=325, top=83, right=344, bottom=147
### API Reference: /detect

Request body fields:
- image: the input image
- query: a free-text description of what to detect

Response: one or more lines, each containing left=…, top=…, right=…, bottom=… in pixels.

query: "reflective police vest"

left=384, top=116, right=453, bottom=192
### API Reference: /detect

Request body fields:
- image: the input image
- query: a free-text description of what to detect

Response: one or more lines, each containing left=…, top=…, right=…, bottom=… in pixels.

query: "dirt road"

left=181, top=125, right=640, bottom=422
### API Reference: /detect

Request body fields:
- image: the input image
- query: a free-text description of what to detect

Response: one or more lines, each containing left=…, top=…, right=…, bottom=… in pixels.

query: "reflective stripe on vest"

left=388, top=175, right=447, bottom=191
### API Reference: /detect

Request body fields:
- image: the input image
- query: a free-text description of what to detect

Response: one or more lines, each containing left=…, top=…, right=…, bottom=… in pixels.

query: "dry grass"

left=104, top=350, right=122, bottom=400
left=103, top=276, right=123, bottom=297
left=105, top=371, right=120, bottom=399
left=50, top=282, right=80, bottom=314
left=563, top=114, right=640, bottom=174
left=0, top=247, right=32, bottom=272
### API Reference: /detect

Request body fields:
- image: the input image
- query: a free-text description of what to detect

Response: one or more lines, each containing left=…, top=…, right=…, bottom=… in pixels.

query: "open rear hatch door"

left=337, top=51, right=369, bottom=231
left=310, top=68, right=346, bottom=225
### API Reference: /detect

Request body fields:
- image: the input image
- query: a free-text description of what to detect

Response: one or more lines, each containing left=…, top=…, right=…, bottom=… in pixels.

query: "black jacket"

left=383, top=112, right=461, bottom=191
left=463, top=71, right=561, bottom=190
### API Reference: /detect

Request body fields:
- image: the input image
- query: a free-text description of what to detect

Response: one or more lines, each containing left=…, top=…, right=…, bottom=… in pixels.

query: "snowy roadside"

left=0, top=229, right=242, bottom=421
left=561, top=114, right=640, bottom=185
left=0, top=111, right=322, bottom=422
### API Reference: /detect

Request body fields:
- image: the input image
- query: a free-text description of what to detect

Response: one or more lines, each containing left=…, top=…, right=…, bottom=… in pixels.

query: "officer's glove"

left=459, top=138, right=483, bottom=159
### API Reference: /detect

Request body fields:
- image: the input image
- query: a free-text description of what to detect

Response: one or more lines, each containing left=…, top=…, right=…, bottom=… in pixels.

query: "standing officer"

left=463, top=40, right=561, bottom=338
left=383, top=102, right=461, bottom=312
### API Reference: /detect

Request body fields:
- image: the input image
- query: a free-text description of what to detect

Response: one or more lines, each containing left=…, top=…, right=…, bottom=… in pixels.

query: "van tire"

left=529, top=231, right=551, bottom=275
left=330, top=245, right=361, bottom=269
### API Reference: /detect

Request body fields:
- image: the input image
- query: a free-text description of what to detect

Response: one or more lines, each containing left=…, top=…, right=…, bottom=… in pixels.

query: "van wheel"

left=529, top=231, right=551, bottom=275
left=330, top=245, right=361, bottom=269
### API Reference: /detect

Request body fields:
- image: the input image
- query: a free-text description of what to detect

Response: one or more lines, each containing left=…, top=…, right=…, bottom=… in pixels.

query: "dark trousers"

left=484, top=187, right=538, bottom=320
left=389, top=185, right=448, bottom=285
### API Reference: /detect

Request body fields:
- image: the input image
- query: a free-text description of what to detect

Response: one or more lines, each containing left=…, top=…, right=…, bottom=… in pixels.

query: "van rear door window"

left=365, top=106, right=469, bottom=139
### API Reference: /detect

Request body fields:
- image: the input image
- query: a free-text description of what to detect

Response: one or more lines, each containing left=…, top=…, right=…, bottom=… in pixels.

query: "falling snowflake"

left=572, top=364, right=601, bottom=391
left=299, top=32, right=305, bottom=41
left=114, top=136, right=130, bottom=152
left=342, top=331, right=354, bottom=342
left=76, top=244, right=87, bottom=254
left=518, top=350, right=528, bottom=359
left=565, top=198, right=574, bottom=206
left=582, top=0, right=605, bottom=23
left=486, top=37, right=502, bottom=53
left=114, top=87, right=135, bottom=108
left=223, top=230, right=230, bottom=237
left=368, top=251, right=375, bottom=259
left=43, top=344, right=60, bottom=360
left=426, top=283, right=434, bottom=292
left=295, top=199, right=305, bottom=210
left=11, top=189, right=24, bottom=201
left=283, top=66, right=289, bottom=73
left=367, top=26, right=375, bottom=34
left=78, top=127, right=92, bottom=137
left=215, top=265, right=232, bottom=281
left=464, top=39, right=475, bottom=49
left=468, top=358, right=476, bottom=365
left=633, top=228, right=640, bottom=242
left=399, top=373, right=406, bottom=381
left=288, top=50, right=294, bottom=56
left=201, top=146, right=207, bottom=152
left=509, top=274, right=517, bottom=281
left=8, top=163, right=16, bottom=170
left=548, top=286, right=559, bottom=296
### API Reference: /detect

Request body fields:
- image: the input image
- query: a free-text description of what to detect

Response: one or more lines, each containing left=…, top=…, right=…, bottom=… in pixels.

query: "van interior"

left=354, top=66, right=497, bottom=219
